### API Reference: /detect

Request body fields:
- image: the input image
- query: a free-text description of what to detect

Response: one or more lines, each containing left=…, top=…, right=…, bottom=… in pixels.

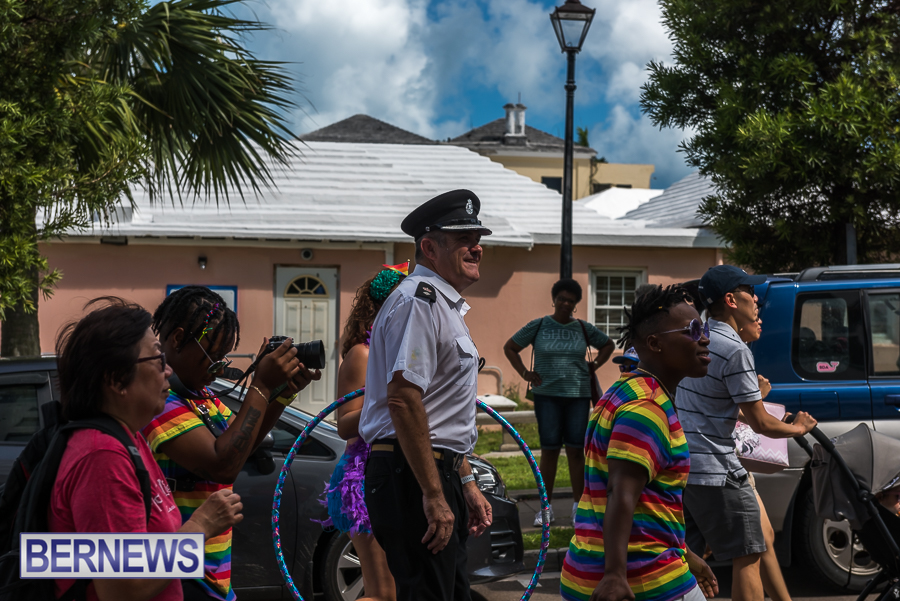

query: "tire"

left=796, top=488, right=881, bottom=592
left=321, top=532, right=365, bottom=601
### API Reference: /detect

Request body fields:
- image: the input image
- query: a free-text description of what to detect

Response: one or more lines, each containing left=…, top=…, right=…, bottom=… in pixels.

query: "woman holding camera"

left=143, top=286, right=320, bottom=601
left=51, top=298, right=243, bottom=601
left=504, top=278, right=615, bottom=527
left=316, top=266, right=406, bottom=601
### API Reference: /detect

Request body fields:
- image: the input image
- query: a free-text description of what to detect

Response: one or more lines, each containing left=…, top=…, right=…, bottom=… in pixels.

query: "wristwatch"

left=460, top=474, right=476, bottom=485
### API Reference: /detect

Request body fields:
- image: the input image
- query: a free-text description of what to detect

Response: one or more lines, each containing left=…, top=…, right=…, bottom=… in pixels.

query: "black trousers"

left=365, top=447, right=470, bottom=601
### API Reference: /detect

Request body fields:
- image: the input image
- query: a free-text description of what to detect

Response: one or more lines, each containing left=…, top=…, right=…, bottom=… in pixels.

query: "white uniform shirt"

left=359, top=264, right=479, bottom=454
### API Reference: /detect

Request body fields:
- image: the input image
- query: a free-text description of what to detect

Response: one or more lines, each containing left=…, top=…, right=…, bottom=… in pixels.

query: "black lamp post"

left=550, top=0, right=595, bottom=279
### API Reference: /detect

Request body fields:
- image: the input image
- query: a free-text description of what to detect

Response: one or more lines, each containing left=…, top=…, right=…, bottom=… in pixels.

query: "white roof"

left=581, top=188, right=663, bottom=219
left=621, top=171, right=714, bottom=228
left=55, top=143, right=721, bottom=249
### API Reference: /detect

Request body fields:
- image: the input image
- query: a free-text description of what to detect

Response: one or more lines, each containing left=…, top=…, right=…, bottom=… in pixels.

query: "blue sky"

left=236, top=0, right=694, bottom=189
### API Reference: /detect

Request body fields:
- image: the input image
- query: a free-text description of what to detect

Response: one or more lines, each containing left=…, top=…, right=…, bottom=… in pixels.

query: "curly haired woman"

left=319, top=265, right=406, bottom=601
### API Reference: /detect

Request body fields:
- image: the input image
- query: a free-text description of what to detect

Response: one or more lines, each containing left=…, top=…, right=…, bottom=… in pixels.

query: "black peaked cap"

left=401, top=189, right=493, bottom=239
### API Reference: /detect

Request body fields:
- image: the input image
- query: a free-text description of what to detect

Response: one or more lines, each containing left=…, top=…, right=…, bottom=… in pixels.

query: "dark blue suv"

left=749, top=265, right=900, bottom=591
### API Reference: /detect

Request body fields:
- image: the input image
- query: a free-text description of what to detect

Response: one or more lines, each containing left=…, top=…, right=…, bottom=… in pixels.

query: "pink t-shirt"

left=49, top=424, right=184, bottom=601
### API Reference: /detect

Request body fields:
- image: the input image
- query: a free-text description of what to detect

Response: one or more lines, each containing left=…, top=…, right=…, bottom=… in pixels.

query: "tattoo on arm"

left=231, top=407, right=262, bottom=454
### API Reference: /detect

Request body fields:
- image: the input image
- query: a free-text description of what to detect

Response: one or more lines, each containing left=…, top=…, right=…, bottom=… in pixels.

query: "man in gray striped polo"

left=677, top=265, right=817, bottom=601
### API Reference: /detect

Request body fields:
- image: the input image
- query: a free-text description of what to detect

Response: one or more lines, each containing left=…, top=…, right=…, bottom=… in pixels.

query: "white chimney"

left=504, top=103, right=516, bottom=136
left=514, top=103, right=526, bottom=135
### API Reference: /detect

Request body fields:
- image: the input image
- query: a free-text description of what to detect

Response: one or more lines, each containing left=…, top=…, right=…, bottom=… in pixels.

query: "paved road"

left=475, top=487, right=862, bottom=600
left=471, top=564, right=860, bottom=601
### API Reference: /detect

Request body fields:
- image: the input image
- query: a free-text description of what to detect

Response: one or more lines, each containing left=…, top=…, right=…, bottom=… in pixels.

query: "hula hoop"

left=271, top=390, right=551, bottom=601
left=475, top=398, right=551, bottom=601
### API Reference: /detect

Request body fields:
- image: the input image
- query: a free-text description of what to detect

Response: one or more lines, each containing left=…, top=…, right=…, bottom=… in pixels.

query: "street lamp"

left=550, top=0, right=595, bottom=279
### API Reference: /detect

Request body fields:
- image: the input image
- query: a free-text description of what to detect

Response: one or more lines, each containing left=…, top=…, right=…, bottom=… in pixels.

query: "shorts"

left=683, top=472, right=766, bottom=561
left=532, top=394, right=591, bottom=450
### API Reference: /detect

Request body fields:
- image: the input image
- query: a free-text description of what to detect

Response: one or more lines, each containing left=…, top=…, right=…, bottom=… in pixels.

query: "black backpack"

left=0, top=401, right=152, bottom=601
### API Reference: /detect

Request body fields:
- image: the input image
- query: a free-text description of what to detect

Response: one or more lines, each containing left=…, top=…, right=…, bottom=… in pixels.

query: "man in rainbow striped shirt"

left=561, top=284, right=717, bottom=601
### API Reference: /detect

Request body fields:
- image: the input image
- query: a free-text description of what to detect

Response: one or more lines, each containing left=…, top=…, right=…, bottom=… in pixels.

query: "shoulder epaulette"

left=414, top=281, right=437, bottom=303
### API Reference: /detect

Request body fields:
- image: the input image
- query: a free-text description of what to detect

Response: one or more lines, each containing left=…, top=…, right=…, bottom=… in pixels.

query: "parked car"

left=0, top=358, right=525, bottom=600
left=742, top=264, right=900, bottom=591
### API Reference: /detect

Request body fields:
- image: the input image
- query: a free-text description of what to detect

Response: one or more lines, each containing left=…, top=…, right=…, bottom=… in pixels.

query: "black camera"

left=263, top=336, right=327, bottom=370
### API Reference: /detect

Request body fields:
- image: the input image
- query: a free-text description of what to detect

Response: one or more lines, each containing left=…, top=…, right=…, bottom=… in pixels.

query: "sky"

left=235, top=0, right=694, bottom=189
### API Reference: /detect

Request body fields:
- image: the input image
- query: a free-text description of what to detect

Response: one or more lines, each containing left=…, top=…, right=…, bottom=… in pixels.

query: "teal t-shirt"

left=512, top=316, right=610, bottom=398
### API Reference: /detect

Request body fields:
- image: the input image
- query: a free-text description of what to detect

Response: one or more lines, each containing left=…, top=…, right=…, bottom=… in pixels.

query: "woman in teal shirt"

left=503, top=278, right=615, bottom=527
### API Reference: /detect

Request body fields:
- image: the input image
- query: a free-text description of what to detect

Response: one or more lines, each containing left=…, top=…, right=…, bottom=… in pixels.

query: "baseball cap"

left=697, top=265, right=767, bottom=307
left=612, top=347, right=640, bottom=365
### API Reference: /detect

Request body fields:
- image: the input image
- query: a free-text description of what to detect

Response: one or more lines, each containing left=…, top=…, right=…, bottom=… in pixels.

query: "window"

left=0, top=385, right=41, bottom=443
left=792, top=291, right=865, bottom=380
left=541, top=177, right=562, bottom=193
left=285, top=276, right=328, bottom=297
left=592, top=271, right=640, bottom=335
left=867, top=292, right=900, bottom=376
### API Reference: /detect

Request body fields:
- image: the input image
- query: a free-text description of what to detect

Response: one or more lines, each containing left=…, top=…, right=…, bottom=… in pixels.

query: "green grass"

left=486, top=454, right=571, bottom=491
left=473, top=422, right=541, bottom=455
left=523, top=527, right=574, bottom=551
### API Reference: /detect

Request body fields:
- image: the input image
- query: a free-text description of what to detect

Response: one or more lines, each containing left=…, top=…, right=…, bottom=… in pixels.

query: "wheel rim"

left=335, top=538, right=364, bottom=600
left=821, top=518, right=881, bottom=577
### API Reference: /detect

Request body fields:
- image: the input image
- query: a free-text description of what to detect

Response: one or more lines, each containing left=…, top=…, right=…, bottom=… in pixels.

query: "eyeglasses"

left=731, top=285, right=755, bottom=298
left=136, top=353, right=167, bottom=372
left=618, top=363, right=638, bottom=372
left=658, top=319, right=710, bottom=342
left=195, top=338, right=232, bottom=374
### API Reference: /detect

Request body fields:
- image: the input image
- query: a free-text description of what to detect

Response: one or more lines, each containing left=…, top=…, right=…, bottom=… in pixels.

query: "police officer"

left=359, top=189, right=494, bottom=601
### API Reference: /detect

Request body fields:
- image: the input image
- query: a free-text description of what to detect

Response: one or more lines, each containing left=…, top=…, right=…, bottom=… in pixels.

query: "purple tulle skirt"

left=316, top=438, right=371, bottom=536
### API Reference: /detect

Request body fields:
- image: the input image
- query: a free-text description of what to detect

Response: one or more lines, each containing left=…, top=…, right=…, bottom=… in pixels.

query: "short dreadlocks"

left=617, top=284, right=691, bottom=349
left=153, top=286, right=240, bottom=352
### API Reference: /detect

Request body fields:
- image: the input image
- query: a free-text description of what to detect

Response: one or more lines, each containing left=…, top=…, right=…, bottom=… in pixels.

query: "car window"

left=268, top=419, right=330, bottom=456
left=867, top=292, right=900, bottom=376
left=0, top=385, right=41, bottom=443
left=792, top=291, right=865, bottom=380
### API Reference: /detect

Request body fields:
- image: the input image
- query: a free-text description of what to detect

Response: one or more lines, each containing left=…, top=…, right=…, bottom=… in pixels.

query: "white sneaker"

left=533, top=506, right=555, bottom=527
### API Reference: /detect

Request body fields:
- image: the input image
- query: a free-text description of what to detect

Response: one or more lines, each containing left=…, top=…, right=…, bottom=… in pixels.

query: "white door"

left=274, top=267, right=338, bottom=415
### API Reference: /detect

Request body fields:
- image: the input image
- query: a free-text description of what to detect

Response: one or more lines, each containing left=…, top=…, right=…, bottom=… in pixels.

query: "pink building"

left=35, top=141, right=721, bottom=414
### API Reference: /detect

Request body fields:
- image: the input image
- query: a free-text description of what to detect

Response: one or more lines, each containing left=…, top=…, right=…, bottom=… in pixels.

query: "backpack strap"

left=57, top=578, right=91, bottom=601
left=60, top=416, right=153, bottom=525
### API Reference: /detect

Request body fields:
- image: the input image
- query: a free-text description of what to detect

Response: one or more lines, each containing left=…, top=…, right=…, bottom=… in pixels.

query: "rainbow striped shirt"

left=561, top=374, right=695, bottom=601
left=143, top=391, right=235, bottom=601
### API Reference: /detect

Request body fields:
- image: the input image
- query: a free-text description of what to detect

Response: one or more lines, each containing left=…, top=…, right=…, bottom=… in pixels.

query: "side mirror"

left=259, top=432, right=275, bottom=450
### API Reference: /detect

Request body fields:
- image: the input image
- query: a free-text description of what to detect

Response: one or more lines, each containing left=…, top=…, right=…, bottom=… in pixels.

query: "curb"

left=509, top=487, right=573, bottom=501
left=523, top=547, right=569, bottom=572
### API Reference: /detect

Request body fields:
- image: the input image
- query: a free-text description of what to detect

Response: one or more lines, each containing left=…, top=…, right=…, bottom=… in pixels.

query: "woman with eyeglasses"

left=561, top=285, right=718, bottom=601
left=504, top=278, right=615, bottom=527
left=50, top=298, right=243, bottom=601
left=142, top=286, right=320, bottom=601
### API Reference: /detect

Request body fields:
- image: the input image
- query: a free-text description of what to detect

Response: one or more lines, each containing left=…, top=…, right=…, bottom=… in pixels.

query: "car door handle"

left=885, top=394, right=900, bottom=406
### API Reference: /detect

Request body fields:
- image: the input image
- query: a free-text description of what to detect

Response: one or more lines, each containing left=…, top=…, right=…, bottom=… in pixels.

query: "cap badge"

left=465, top=199, right=474, bottom=215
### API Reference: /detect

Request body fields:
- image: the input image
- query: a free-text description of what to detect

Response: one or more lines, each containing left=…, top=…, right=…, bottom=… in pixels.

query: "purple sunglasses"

left=659, top=319, right=709, bottom=342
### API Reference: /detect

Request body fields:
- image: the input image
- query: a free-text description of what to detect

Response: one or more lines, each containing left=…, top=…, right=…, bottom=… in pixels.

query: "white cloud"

left=254, top=0, right=439, bottom=136
left=236, top=0, right=686, bottom=185
left=591, top=105, right=694, bottom=188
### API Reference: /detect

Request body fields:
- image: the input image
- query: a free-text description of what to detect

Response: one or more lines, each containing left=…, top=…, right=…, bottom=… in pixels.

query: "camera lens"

left=294, top=340, right=326, bottom=370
